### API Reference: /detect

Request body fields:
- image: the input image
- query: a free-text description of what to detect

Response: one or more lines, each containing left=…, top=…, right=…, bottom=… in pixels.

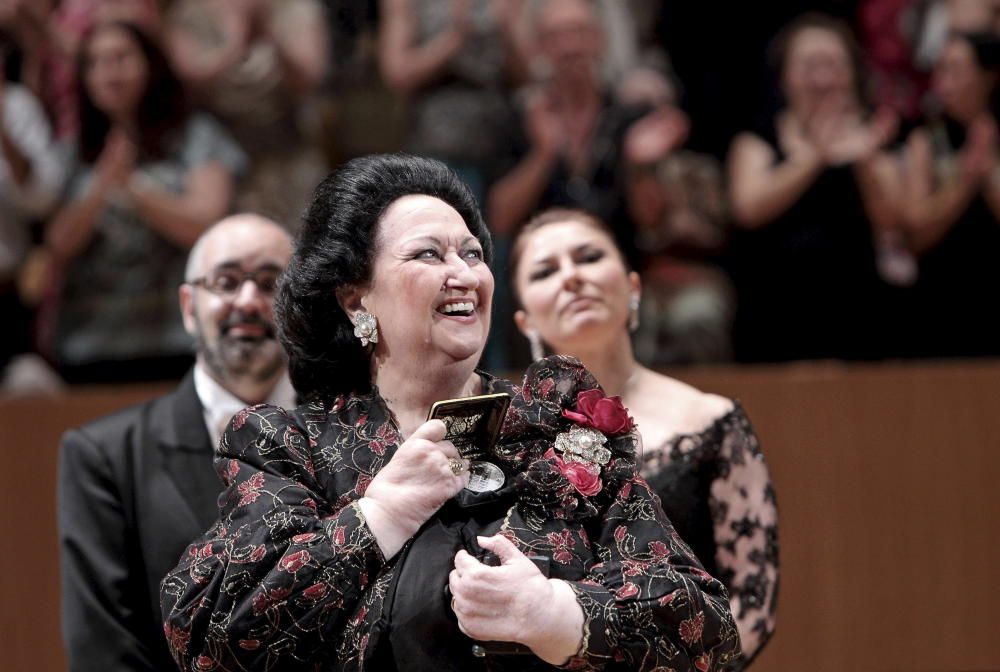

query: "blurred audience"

left=858, top=0, right=929, bottom=122
left=0, top=0, right=161, bottom=139
left=378, top=0, right=532, bottom=205
left=900, top=31, right=1000, bottom=357
left=727, top=13, right=900, bottom=363
left=2, top=1, right=999, bottom=393
left=487, top=0, right=688, bottom=271
left=622, top=71, right=735, bottom=365
left=1, top=31, right=62, bottom=375
left=164, top=0, right=329, bottom=229
left=44, top=21, right=246, bottom=383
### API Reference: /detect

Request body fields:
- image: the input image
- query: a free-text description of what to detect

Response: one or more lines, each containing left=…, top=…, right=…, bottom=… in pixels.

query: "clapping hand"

left=959, top=114, right=999, bottom=182
left=525, top=91, right=565, bottom=158
left=449, top=0, right=473, bottom=42
left=624, top=105, right=690, bottom=167
left=802, top=97, right=898, bottom=166
left=95, top=127, right=137, bottom=195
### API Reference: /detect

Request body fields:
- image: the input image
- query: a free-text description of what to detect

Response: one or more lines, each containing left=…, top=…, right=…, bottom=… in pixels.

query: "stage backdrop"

left=2, top=360, right=998, bottom=671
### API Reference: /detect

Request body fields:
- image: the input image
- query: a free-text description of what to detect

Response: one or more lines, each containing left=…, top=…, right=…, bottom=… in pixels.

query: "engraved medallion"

left=465, top=461, right=505, bottom=493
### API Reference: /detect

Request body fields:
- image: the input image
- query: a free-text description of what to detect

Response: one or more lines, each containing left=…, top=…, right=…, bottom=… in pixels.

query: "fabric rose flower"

left=562, top=389, right=635, bottom=435
left=547, top=448, right=602, bottom=496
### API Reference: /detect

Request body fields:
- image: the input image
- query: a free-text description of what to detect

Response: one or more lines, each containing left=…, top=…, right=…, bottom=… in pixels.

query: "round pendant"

left=465, top=461, right=505, bottom=493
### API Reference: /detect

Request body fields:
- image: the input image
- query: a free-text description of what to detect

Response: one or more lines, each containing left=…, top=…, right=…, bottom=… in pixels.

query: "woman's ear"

left=336, top=285, right=366, bottom=322
left=628, top=270, right=642, bottom=300
left=514, top=309, right=532, bottom=337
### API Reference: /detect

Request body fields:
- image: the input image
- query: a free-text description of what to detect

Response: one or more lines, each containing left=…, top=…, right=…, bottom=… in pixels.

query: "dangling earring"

left=353, top=311, right=378, bottom=347
left=628, top=295, right=640, bottom=333
left=527, top=329, right=545, bottom=362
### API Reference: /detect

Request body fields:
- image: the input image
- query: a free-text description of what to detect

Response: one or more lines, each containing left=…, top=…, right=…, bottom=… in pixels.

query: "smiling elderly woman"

left=159, top=154, right=741, bottom=671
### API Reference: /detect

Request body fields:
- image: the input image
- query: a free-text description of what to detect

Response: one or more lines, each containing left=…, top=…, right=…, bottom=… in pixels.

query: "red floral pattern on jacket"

left=160, top=356, right=741, bottom=671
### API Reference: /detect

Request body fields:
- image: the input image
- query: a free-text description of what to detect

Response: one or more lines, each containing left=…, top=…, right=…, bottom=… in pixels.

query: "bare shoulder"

left=633, top=369, right=734, bottom=435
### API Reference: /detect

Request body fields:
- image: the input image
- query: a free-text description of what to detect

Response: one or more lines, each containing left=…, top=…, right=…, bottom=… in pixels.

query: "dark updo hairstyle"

left=77, top=21, right=189, bottom=164
left=276, top=153, right=492, bottom=402
left=770, top=12, right=870, bottom=108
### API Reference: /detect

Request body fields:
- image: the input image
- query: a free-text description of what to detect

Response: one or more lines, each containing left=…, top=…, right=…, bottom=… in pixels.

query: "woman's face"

left=360, top=195, right=493, bottom=365
left=536, top=0, right=603, bottom=83
left=783, top=26, right=856, bottom=114
left=83, top=26, right=149, bottom=119
left=514, top=220, right=638, bottom=352
left=933, top=38, right=993, bottom=122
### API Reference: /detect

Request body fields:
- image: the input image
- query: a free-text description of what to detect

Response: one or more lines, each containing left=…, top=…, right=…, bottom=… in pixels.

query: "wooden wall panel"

left=674, top=362, right=1000, bottom=671
left=0, top=385, right=170, bottom=672
left=2, top=362, right=998, bottom=671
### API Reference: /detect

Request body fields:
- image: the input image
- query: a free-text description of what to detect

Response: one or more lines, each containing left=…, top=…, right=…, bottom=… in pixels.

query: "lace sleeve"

left=709, top=405, right=779, bottom=668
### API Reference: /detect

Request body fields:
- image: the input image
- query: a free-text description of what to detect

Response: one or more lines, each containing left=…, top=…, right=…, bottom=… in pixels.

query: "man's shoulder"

left=61, top=385, right=194, bottom=455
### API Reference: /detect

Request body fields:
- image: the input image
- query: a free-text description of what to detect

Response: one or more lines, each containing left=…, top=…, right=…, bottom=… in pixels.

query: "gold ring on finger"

left=448, top=457, right=465, bottom=476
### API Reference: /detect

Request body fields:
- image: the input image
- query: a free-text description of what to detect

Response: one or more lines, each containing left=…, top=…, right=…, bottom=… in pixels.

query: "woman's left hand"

left=449, top=535, right=584, bottom=666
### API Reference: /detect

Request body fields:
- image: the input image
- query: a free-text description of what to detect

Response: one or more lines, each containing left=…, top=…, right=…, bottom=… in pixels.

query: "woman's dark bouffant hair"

left=276, top=153, right=493, bottom=402
left=77, top=21, right=188, bottom=164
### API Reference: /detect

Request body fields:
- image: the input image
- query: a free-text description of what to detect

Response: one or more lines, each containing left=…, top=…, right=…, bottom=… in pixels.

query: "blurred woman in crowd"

left=164, top=0, right=329, bottom=230
left=900, top=31, right=1000, bottom=358
left=0, top=0, right=161, bottom=139
left=45, top=22, right=245, bottom=382
left=511, top=208, right=779, bottom=670
left=727, top=13, right=900, bottom=362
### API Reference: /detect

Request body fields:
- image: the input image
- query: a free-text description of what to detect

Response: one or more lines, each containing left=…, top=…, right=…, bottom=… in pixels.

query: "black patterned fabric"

left=160, top=356, right=741, bottom=671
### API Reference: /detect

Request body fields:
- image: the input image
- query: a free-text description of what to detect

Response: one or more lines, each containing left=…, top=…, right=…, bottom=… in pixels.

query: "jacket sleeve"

left=510, top=356, right=742, bottom=670
left=58, top=429, right=159, bottom=672
left=159, top=404, right=386, bottom=671
left=563, top=473, right=743, bottom=671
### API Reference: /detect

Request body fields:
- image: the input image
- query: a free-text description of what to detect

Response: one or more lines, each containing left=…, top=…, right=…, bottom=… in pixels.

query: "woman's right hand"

left=358, top=419, right=469, bottom=558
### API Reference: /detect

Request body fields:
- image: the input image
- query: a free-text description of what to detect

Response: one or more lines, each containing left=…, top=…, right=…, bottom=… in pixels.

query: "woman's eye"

left=463, top=248, right=484, bottom=261
left=580, top=249, right=604, bottom=264
left=529, top=267, right=555, bottom=281
left=415, top=249, right=441, bottom=260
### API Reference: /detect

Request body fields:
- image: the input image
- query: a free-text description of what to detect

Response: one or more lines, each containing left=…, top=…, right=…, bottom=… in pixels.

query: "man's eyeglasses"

left=187, top=268, right=281, bottom=297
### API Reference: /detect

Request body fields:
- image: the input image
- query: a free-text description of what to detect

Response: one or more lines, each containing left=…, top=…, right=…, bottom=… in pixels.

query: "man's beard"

left=194, top=311, right=285, bottom=385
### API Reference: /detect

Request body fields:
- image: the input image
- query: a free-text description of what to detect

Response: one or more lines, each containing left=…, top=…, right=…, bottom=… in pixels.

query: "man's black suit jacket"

left=58, top=371, right=223, bottom=671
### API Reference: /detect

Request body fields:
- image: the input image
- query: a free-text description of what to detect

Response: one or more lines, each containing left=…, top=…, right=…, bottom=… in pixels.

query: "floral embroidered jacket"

left=160, top=356, right=741, bottom=671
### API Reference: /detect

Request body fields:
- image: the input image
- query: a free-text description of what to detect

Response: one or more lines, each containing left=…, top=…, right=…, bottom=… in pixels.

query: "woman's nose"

left=444, top=253, right=480, bottom=289
left=560, top=263, right=583, bottom=290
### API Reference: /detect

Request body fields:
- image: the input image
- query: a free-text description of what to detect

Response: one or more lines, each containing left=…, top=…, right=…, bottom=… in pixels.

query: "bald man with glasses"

left=58, top=214, right=296, bottom=672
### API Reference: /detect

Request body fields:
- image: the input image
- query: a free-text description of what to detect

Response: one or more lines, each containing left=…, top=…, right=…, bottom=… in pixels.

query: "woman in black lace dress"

left=511, top=208, right=779, bottom=669
left=160, top=155, right=740, bottom=671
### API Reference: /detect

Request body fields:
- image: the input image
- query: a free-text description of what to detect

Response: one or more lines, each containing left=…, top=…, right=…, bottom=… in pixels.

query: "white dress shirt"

left=193, top=364, right=297, bottom=446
